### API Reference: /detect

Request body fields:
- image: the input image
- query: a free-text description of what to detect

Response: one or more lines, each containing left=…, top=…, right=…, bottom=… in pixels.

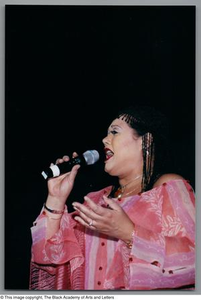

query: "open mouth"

left=104, top=148, right=114, bottom=161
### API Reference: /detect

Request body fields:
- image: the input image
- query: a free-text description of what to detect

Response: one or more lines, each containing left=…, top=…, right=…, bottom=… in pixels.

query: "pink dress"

left=29, top=179, right=195, bottom=290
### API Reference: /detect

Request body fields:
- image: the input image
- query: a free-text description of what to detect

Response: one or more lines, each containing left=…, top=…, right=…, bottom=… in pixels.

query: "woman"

left=30, top=105, right=195, bottom=290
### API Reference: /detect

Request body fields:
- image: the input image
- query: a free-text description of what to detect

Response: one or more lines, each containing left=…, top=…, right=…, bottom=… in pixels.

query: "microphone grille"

left=83, top=150, right=100, bottom=165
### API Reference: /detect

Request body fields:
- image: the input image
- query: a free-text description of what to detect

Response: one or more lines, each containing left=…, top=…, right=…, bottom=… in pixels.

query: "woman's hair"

left=116, top=105, right=171, bottom=191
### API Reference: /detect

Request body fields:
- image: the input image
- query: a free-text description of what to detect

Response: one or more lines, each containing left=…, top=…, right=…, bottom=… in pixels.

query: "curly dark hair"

left=116, top=105, right=171, bottom=191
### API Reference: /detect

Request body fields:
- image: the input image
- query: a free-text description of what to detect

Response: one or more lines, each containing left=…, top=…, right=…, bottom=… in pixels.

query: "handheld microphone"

left=41, top=150, right=100, bottom=180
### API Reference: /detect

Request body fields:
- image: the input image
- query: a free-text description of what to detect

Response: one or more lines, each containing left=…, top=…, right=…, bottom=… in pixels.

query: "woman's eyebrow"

left=110, top=124, right=122, bottom=129
left=107, top=124, right=122, bottom=133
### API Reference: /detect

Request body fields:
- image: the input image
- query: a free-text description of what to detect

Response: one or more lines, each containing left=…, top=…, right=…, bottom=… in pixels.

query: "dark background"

left=5, top=5, right=195, bottom=290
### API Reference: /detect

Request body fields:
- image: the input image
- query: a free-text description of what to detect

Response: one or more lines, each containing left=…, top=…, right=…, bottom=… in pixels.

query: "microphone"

left=41, top=150, right=100, bottom=180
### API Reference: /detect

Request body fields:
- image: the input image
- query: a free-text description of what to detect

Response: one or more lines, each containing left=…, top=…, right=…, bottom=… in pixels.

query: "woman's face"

left=102, top=117, right=143, bottom=180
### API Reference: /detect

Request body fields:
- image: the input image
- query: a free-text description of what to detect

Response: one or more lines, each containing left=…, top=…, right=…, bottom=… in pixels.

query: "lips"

left=104, top=148, right=114, bottom=161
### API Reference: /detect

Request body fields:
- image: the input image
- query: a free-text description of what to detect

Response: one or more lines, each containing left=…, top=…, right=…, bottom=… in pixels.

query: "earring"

left=142, top=132, right=155, bottom=191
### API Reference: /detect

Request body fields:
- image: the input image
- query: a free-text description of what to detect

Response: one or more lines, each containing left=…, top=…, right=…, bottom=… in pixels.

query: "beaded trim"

left=125, top=229, right=135, bottom=249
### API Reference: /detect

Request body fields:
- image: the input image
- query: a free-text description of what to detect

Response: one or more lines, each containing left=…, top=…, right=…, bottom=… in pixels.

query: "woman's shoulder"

left=153, top=173, right=185, bottom=188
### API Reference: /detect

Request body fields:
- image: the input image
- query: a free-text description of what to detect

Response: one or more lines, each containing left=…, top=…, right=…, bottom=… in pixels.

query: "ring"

left=88, top=219, right=93, bottom=226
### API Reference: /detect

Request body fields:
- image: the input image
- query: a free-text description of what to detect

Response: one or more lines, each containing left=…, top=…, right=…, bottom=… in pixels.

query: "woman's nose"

left=102, top=135, right=110, bottom=146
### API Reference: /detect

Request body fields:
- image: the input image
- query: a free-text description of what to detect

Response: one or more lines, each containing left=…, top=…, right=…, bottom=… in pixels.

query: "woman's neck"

left=118, top=172, right=142, bottom=188
left=116, top=174, right=142, bottom=198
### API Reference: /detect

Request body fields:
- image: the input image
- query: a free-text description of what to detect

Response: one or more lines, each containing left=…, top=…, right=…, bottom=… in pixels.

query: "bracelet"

left=42, top=210, right=63, bottom=220
left=44, top=203, right=65, bottom=214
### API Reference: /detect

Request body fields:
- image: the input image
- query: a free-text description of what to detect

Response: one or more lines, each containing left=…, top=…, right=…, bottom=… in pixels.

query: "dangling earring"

left=142, top=132, right=155, bottom=191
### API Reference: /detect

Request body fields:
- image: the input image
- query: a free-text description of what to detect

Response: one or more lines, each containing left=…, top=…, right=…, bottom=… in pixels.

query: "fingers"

left=72, top=196, right=112, bottom=223
left=72, top=201, right=101, bottom=222
left=74, top=215, right=96, bottom=230
left=72, top=152, right=78, bottom=158
left=55, top=156, right=69, bottom=165
left=48, top=151, right=79, bottom=183
left=68, top=164, right=80, bottom=184
left=103, top=196, right=121, bottom=211
left=84, top=196, right=111, bottom=216
left=55, top=152, right=78, bottom=165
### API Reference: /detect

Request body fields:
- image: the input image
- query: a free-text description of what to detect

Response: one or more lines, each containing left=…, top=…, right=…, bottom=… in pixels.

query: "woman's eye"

left=110, top=130, right=118, bottom=135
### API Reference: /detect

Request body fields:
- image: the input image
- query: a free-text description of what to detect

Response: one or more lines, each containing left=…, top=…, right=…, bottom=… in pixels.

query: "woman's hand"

left=72, top=196, right=135, bottom=243
left=46, top=152, right=80, bottom=210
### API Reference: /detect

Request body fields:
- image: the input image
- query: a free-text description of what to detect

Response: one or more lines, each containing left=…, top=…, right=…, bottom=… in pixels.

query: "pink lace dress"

left=29, top=179, right=195, bottom=290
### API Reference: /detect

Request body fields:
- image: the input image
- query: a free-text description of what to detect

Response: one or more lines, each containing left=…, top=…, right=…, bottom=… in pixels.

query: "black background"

left=5, top=5, right=195, bottom=289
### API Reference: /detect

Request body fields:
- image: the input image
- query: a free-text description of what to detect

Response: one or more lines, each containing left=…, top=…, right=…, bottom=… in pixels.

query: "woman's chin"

left=104, top=165, right=117, bottom=176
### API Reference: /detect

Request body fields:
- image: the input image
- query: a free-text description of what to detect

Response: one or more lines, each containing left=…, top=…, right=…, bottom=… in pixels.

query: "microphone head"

left=83, top=150, right=100, bottom=165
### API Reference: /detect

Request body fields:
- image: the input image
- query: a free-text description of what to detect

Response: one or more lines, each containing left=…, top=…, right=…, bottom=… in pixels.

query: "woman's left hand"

left=72, top=196, right=135, bottom=243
